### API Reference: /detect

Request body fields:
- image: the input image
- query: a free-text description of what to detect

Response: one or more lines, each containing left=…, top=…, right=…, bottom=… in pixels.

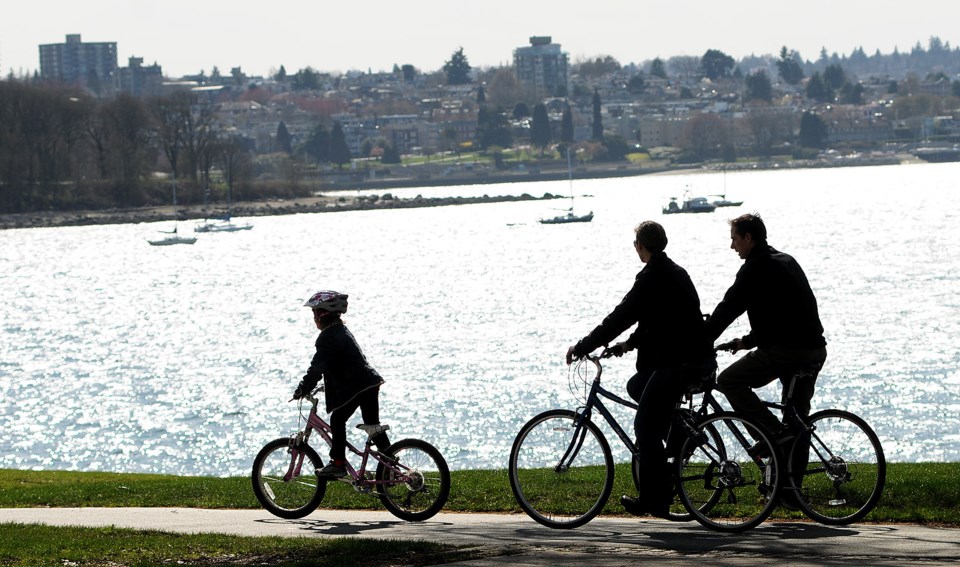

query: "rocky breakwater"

left=0, top=192, right=564, bottom=230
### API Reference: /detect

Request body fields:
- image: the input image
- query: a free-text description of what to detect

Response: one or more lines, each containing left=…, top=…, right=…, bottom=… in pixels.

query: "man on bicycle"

left=566, top=221, right=714, bottom=519
left=706, top=213, right=827, bottom=450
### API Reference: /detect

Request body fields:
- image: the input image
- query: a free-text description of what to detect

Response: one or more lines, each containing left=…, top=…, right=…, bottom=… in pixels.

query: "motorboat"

left=195, top=217, right=253, bottom=232
left=662, top=196, right=716, bottom=214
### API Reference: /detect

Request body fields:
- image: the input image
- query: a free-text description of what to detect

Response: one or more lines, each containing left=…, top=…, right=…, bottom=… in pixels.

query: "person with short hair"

left=706, top=213, right=827, bottom=444
left=566, top=220, right=714, bottom=518
left=294, top=290, right=390, bottom=478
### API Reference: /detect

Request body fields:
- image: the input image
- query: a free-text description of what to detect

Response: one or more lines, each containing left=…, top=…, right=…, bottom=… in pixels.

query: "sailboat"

left=710, top=169, right=743, bottom=207
left=538, top=148, right=593, bottom=224
left=149, top=173, right=197, bottom=246
left=148, top=225, right=197, bottom=246
left=195, top=180, right=252, bottom=232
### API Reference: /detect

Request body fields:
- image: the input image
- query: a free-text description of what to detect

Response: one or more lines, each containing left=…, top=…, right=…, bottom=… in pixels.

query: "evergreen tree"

left=276, top=121, right=292, bottom=153
left=776, top=47, right=804, bottom=85
left=443, top=47, right=472, bottom=85
left=650, top=57, right=668, bottom=79
left=561, top=105, right=574, bottom=144
left=329, top=121, right=352, bottom=169
left=292, top=67, right=321, bottom=91
left=700, top=49, right=735, bottom=80
left=799, top=111, right=828, bottom=148
left=805, top=72, right=832, bottom=102
left=840, top=82, right=865, bottom=105
left=530, top=103, right=551, bottom=155
left=275, top=65, right=287, bottom=83
left=823, top=64, right=846, bottom=90
left=512, top=102, right=530, bottom=119
left=302, top=123, right=330, bottom=163
left=627, top=74, right=646, bottom=94
left=381, top=143, right=401, bottom=164
left=745, top=71, right=773, bottom=102
left=475, top=107, right=512, bottom=149
left=591, top=89, right=604, bottom=141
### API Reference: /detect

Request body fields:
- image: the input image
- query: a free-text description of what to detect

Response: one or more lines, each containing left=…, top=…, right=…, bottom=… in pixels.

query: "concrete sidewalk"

left=2, top=508, right=958, bottom=566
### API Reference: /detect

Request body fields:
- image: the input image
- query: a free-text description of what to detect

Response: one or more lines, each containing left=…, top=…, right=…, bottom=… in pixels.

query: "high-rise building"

left=513, top=36, right=569, bottom=97
left=39, top=34, right=117, bottom=95
left=118, top=57, right=164, bottom=97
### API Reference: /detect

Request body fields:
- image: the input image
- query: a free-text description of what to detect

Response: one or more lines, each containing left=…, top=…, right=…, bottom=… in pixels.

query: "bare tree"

left=681, top=113, right=730, bottom=161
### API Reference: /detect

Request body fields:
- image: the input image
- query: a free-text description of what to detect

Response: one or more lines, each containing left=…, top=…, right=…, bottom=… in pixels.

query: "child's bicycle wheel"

left=252, top=437, right=328, bottom=519
left=376, top=438, right=450, bottom=521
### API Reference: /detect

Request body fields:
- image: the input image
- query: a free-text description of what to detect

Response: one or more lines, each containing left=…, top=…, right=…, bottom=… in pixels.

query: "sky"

left=3, top=0, right=960, bottom=79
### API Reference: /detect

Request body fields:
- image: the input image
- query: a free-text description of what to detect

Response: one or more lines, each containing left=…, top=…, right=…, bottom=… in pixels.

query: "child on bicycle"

left=293, top=290, right=391, bottom=478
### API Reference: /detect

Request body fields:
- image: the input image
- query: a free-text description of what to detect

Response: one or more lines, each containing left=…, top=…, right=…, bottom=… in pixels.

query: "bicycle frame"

left=287, top=395, right=405, bottom=488
left=565, top=354, right=760, bottom=471
left=567, top=359, right=640, bottom=463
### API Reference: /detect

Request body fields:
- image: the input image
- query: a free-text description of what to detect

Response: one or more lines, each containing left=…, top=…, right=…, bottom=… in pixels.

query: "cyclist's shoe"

left=620, top=495, right=670, bottom=519
left=317, top=463, right=347, bottom=478
left=779, top=489, right=803, bottom=511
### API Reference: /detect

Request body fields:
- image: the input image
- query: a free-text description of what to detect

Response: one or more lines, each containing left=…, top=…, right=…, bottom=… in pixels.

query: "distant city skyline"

left=3, top=0, right=960, bottom=79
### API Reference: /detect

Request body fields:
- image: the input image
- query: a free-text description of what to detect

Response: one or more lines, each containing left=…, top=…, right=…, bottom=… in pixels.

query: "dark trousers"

left=328, top=387, right=390, bottom=462
left=716, top=345, right=827, bottom=436
left=626, top=367, right=691, bottom=507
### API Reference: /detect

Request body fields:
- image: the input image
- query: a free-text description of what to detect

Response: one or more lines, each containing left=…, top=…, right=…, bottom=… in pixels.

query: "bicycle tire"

left=251, top=437, right=327, bottom=519
left=509, top=409, right=614, bottom=529
left=375, top=438, right=450, bottom=521
left=788, top=409, right=886, bottom=525
left=632, top=413, right=723, bottom=522
left=676, top=411, right=780, bottom=533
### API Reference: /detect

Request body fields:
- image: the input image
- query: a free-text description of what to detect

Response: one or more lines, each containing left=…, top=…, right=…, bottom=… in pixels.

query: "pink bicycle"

left=251, top=388, right=450, bottom=521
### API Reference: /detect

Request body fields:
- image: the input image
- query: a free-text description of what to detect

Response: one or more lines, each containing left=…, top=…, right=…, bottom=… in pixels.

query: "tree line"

left=0, top=82, right=372, bottom=214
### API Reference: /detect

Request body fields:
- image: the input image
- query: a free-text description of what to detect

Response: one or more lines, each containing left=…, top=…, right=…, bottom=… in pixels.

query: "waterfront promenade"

left=2, top=507, right=958, bottom=566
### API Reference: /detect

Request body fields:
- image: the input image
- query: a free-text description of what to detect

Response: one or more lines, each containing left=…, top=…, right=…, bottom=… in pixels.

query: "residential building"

left=117, top=57, right=163, bottom=97
left=39, top=34, right=117, bottom=95
left=514, top=36, right=569, bottom=97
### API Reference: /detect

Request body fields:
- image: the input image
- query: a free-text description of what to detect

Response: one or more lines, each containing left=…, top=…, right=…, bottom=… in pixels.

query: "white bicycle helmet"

left=304, top=290, right=348, bottom=313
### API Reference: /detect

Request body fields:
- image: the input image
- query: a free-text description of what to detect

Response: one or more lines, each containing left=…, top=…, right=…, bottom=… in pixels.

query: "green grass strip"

left=1, top=463, right=958, bottom=524
left=0, top=523, right=471, bottom=566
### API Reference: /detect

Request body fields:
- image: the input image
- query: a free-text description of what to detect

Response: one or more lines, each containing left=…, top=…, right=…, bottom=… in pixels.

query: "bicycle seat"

left=356, top=423, right=390, bottom=437
left=682, top=363, right=718, bottom=394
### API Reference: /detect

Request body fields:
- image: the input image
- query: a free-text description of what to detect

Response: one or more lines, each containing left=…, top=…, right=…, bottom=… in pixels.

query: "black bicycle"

left=508, top=349, right=782, bottom=532
left=718, top=346, right=887, bottom=525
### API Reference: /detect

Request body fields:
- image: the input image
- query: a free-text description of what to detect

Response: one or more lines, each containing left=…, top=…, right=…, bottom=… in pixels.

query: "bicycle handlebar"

left=714, top=340, right=739, bottom=353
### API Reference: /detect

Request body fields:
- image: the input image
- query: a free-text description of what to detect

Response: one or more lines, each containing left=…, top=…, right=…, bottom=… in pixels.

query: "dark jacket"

left=301, top=321, right=385, bottom=413
left=573, top=252, right=713, bottom=371
left=706, top=243, right=825, bottom=350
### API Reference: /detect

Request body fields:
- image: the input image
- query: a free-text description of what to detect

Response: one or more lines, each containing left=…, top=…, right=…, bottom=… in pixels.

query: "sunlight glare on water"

left=1, top=162, right=958, bottom=475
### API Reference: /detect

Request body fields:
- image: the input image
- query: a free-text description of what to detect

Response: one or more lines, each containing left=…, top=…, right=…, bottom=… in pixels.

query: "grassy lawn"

left=0, top=523, right=474, bottom=566
left=0, top=464, right=956, bottom=564
left=1, top=463, right=958, bottom=523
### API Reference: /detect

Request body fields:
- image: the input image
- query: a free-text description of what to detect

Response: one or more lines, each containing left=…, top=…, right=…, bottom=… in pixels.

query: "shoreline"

left=0, top=192, right=565, bottom=231
left=0, top=154, right=910, bottom=231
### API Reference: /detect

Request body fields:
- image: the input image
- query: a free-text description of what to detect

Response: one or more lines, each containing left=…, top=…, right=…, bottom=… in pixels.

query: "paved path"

left=2, top=508, right=958, bottom=566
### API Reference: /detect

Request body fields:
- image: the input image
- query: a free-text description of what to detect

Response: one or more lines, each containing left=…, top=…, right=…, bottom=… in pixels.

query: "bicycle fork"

left=555, top=411, right=592, bottom=473
left=284, top=432, right=308, bottom=482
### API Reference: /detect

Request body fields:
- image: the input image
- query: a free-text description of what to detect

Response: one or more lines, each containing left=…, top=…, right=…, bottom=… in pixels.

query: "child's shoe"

left=317, top=462, right=347, bottom=478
